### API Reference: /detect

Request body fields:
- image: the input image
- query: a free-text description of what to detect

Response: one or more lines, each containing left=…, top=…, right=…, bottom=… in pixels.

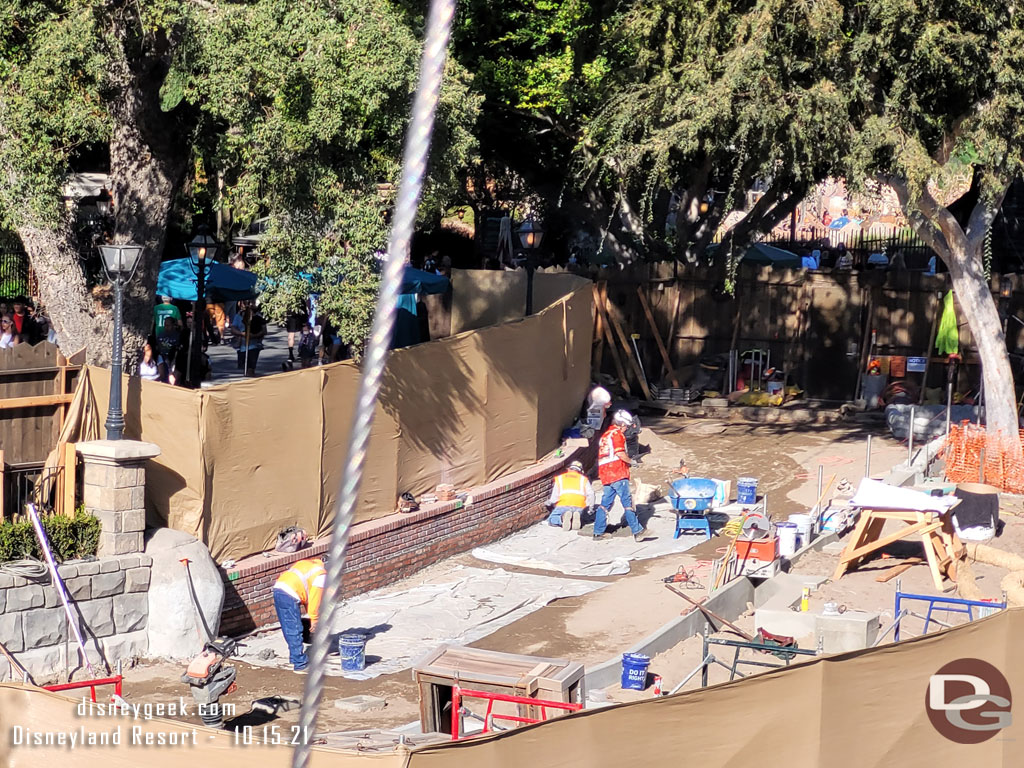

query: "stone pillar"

left=76, top=440, right=161, bottom=556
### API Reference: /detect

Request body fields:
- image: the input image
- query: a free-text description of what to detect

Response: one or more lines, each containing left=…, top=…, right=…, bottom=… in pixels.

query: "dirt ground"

left=119, top=416, right=917, bottom=735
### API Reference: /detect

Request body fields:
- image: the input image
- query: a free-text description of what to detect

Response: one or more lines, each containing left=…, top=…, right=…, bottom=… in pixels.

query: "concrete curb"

left=584, top=530, right=839, bottom=691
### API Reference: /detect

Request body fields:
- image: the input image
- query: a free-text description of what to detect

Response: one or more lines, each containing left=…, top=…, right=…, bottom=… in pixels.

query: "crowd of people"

left=0, top=297, right=54, bottom=348
left=141, top=291, right=349, bottom=386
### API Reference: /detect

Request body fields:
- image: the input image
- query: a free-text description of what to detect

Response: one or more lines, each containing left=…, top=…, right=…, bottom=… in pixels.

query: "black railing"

left=2, top=461, right=64, bottom=520
left=0, top=249, right=30, bottom=300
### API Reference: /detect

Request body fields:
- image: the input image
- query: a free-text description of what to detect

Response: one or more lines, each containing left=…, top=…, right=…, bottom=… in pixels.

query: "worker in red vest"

left=546, top=460, right=594, bottom=530
left=594, top=410, right=651, bottom=542
left=273, top=556, right=327, bottom=672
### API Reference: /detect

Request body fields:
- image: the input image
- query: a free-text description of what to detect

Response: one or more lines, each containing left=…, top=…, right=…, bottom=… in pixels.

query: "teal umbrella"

left=156, top=257, right=260, bottom=301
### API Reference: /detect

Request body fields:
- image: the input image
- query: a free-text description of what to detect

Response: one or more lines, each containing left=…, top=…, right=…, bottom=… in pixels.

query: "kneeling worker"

left=273, top=555, right=327, bottom=672
left=547, top=460, right=594, bottom=530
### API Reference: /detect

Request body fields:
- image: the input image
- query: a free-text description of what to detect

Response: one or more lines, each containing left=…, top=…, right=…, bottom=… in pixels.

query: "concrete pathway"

left=202, top=325, right=296, bottom=386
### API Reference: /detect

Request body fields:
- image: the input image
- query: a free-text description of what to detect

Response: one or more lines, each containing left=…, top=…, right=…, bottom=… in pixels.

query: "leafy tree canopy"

left=0, top=0, right=478, bottom=358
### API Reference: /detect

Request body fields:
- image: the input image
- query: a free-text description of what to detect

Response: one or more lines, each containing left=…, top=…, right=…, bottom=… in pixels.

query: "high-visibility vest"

left=598, top=426, right=629, bottom=483
left=554, top=471, right=588, bottom=508
left=274, top=558, right=326, bottom=626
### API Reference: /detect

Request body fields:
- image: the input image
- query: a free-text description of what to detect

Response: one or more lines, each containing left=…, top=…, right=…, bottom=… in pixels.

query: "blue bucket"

left=737, top=477, right=758, bottom=505
left=621, top=653, right=651, bottom=690
left=338, top=633, right=368, bottom=672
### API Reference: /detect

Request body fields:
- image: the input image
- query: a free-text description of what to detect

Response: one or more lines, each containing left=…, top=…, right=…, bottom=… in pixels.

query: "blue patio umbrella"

left=400, top=266, right=450, bottom=295
left=156, top=257, right=260, bottom=301
left=394, top=268, right=451, bottom=348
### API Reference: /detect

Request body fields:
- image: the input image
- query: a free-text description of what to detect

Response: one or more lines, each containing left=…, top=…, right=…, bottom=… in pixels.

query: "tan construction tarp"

left=3, top=609, right=1024, bottom=766
left=407, top=608, right=1024, bottom=768
left=84, top=278, right=594, bottom=560
left=0, top=684, right=404, bottom=768
left=450, top=269, right=526, bottom=334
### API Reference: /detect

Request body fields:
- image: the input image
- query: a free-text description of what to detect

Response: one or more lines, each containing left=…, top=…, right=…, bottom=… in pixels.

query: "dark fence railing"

left=1, top=460, right=65, bottom=520
left=0, top=249, right=30, bottom=300
left=713, top=225, right=936, bottom=270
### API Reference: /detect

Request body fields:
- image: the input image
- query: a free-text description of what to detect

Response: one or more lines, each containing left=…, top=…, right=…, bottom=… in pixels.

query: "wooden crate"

left=412, top=645, right=585, bottom=734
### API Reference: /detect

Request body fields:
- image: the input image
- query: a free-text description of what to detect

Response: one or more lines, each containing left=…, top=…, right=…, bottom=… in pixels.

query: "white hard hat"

left=613, top=409, right=633, bottom=426
left=587, top=386, right=612, bottom=408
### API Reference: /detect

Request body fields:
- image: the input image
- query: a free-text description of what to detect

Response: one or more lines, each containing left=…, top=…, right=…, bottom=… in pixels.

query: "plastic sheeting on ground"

left=471, top=501, right=710, bottom=577
left=238, top=566, right=608, bottom=679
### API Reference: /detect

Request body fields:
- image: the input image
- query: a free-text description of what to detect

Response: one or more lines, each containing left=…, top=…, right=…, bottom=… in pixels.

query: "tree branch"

left=887, top=176, right=953, bottom=258
left=964, top=171, right=1010, bottom=248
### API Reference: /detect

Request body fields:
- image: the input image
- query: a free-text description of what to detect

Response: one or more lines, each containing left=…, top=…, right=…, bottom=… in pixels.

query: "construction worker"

left=594, top=410, right=651, bottom=542
left=272, top=556, right=327, bottom=672
left=546, top=460, right=594, bottom=530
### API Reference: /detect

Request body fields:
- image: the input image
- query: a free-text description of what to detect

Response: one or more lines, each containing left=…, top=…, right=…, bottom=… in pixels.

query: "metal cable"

left=0, top=559, right=49, bottom=579
left=290, top=0, right=456, bottom=764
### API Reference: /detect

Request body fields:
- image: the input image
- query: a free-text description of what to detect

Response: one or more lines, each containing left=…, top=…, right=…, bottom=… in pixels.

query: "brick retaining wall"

left=220, top=443, right=595, bottom=636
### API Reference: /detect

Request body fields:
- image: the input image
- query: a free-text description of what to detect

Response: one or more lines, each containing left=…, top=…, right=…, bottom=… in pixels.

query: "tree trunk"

left=17, top=221, right=113, bottom=364
left=895, top=178, right=1021, bottom=453
left=945, top=241, right=1020, bottom=440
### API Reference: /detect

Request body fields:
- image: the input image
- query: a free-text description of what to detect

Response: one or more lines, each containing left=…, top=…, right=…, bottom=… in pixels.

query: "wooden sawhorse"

left=832, top=507, right=965, bottom=592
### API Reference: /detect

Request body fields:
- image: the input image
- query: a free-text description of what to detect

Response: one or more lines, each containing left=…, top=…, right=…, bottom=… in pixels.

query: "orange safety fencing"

left=942, top=422, right=1024, bottom=493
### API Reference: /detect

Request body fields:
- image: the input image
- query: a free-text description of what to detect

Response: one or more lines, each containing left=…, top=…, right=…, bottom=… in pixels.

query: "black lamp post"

left=186, top=229, right=221, bottom=388
left=98, top=243, right=144, bottom=440
left=517, top=217, right=545, bottom=315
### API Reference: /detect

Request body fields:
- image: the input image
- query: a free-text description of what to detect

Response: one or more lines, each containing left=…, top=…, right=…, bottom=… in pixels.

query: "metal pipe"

left=865, top=434, right=872, bottom=479
left=26, top=504, right=93, bottom=673
left=908, top=406, right=915, bottom=465
left=873, top=609, right=909, bottom=647
left=291, top=0, right=456, bottom=764
left=104, top=277, right=125, bottom=440
left=669, top=653, right=714, bottom=695
left=946, top=381, right=953, bottom=437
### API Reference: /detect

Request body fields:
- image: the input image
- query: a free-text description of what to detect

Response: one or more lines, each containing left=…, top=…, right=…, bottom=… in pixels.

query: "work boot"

left=561, top=513, right=572, bottom=531
left=571, top=510, right=582, bottom=531
left=634, top=526, right=652, bottom=542
left=593, top=532, right=607, bottom=541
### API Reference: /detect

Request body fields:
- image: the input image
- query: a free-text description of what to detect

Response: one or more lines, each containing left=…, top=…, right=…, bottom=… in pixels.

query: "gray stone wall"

left=0, top=553, right=152, bottom=683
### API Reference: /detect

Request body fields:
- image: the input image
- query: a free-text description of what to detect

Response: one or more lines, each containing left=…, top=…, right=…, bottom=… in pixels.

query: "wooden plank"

left=604, top=292, right=653, bottom=400
left=0, top=448, right=4, bottom=521
left=596, top=284, right=631, bottom=395
left=874, top=557, right=923, bottom=583
left=842, top=519, right=938, bottom=564
left=592, top=284, right=605, bottom=377
left=63, top=442, right=76, bottom=517
left=636, top=287, right=680, bottom=387
left=0, top=393, right=74, bottom=410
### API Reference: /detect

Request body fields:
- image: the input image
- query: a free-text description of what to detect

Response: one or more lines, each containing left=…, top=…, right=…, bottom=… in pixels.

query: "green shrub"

left=0, top=510, right=102, bottom=563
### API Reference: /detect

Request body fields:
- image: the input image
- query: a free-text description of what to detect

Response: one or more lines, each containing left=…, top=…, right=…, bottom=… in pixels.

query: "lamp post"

left=98, top=244, right=144, bottom=440
left=186, top=229, right=221, bottom=388
left=517, top=217, right=545, bottom=315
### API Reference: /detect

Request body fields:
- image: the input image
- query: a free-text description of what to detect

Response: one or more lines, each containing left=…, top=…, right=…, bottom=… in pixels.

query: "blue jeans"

left=273, top=589, right=308, bottom=670
left=594, top=479, right=641, bottom=535
left=548, top=505, right=583, bottom=526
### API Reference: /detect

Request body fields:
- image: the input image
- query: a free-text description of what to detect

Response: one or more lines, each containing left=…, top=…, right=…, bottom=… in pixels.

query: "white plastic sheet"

left=850, top=478, right=959, bottom=513
left=238, top=566, right=608, bottom=679
left=472, top=501, right=708, bottom=577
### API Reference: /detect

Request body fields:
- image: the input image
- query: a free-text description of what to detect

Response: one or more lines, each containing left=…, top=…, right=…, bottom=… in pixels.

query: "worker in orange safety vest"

left=546, top=460, right=595, bottom=530
left=273, top=556, right=327, bottom=672
left=594, top=410, right=652, bottom=542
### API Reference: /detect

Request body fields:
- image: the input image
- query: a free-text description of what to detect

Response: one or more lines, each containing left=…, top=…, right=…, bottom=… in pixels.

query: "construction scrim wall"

left=86, top=275, right=593, bottom=561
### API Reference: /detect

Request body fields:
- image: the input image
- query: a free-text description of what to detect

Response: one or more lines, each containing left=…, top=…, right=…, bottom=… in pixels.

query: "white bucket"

left=777, top=522, right=798, bottom=557
left=788, top=514, right=813, bottom=549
